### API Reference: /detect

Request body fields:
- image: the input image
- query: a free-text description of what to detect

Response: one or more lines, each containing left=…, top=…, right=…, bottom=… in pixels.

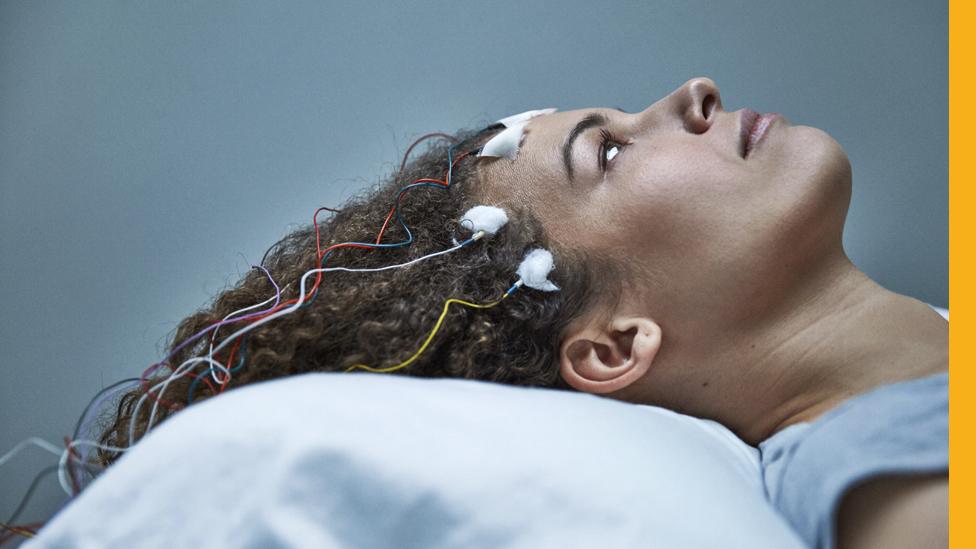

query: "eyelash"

left=598, top=128, right=624, bottom=172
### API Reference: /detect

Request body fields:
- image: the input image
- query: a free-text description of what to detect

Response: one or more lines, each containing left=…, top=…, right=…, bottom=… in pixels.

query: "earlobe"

left=559, top=317, right=662, bottom=395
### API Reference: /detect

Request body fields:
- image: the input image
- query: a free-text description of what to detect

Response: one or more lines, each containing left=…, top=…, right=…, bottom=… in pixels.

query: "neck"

left=725, top=252, right=947, bottom=444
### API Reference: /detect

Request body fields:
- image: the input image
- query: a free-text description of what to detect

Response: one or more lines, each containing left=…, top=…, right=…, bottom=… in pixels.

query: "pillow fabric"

left=29, top=374, right=805, bottom=548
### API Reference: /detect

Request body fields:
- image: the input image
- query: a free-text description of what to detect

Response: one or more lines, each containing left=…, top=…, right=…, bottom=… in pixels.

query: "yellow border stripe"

left=950, top=0, right=968, bottom=546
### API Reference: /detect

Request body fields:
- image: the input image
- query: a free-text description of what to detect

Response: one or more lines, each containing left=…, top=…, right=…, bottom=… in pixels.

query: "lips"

left=739, top=109, right=760, bottom=158
left=739, top=109, right=781, bottom=158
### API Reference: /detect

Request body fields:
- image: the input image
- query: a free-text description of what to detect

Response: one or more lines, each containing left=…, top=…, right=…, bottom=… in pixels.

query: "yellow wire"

left=0, top=521, right=35, bottom=538
left=345, top=294, right=507, bottom=374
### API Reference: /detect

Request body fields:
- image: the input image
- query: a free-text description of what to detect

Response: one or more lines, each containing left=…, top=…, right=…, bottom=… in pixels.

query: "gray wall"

left=0, top=0, right=946, bottom=530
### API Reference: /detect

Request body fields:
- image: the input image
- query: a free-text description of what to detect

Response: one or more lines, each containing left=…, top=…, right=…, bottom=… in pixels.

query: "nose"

left=651, top=77, right=723, bottom=134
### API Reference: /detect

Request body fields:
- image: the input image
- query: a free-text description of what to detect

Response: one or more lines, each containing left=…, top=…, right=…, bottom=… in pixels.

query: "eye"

left=598, top=128, right=624, bottom=172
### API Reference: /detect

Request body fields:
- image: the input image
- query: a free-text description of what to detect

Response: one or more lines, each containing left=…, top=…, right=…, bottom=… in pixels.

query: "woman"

left=96, top=78, right=946, bottom=548
left=475, top=77, right=948, bottom=549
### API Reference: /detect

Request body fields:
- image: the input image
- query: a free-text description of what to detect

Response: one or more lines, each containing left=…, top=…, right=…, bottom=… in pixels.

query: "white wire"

left=128, top=356, right=229, bottom=447
left=57, top=439, right=128, bottom=496
left=321, top=236, right=478, bottom=275
left=126, top=236, right=477, bottom=448
left=146, top=357, right=230, bottom=438
left=0, top=437, right=62, bottom=468
left=205, top=236, right=475, bottom=360
left=0, top=438, right=116, bottom=498
left=207, top=283, right=290, bottom=384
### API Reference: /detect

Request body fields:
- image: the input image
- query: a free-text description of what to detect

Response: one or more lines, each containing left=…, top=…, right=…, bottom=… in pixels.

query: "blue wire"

left=386, top=180, right=453, bottom=244
left=327, top=181, right=450, bottom=252
left=186, top=334, right=250, bottom=404
left=447, top=143, right=457, bottom=188
left=303, top=180, right=449, bottom=306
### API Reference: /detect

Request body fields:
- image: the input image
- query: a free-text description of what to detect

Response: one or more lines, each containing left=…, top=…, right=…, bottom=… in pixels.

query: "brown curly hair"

left=95, top=124, right=615, bottom=466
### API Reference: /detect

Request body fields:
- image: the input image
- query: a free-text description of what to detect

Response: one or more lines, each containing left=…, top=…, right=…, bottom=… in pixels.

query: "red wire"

left=374, top=184, right=445, bottom=245
left=0, top=521, right=42, bottom=544
left=374, top=151, right=471, bottom=244
left=254, top=190, right=401, bottom=317
left=140, top=374, right=183, bottom=411
left=372, top=132, right=458, bottom=245
left=187, top=369, right=218, bottom=399
left=396, top=132, right=454, bottom=179
left=217, top=338, right=242, bottom=394
left=213, top=207, right=378, bottom=344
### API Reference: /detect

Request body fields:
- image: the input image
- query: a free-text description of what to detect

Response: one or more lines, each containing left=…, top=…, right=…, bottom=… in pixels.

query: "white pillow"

left=29, top=374, right=805, bottom=548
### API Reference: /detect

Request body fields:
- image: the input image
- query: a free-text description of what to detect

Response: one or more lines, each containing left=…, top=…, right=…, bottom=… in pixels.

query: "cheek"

left=573, top=129, right=853, bottom=293
left=606, top=152, right=742, bottom=248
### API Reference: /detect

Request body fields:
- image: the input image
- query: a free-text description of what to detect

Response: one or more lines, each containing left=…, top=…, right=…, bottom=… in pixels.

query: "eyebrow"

left=562, top=112, right=609, bottom=182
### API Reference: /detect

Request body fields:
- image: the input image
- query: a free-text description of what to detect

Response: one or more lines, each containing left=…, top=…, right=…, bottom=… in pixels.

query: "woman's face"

left=480, top=77, right=852, bottom=328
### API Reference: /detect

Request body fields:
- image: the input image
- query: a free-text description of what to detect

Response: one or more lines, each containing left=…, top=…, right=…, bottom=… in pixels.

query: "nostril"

left=702, top=94, right=717, bottom=120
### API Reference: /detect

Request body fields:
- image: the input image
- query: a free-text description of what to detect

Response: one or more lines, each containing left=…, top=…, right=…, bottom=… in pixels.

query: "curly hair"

left=95, top=124, right=615, bottom=466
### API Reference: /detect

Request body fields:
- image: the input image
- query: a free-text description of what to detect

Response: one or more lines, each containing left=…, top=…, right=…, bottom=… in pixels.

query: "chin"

left=790, top=125, right=851, bottom=191
left=757, top=125, right=852, bottom=268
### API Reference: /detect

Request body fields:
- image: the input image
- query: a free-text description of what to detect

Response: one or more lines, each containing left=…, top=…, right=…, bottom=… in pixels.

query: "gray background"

left=0, top=0, right=946, bottom=531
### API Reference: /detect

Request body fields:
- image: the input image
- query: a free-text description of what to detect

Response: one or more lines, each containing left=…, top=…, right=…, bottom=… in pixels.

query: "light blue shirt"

left=759, top=371, right=948, bottom=549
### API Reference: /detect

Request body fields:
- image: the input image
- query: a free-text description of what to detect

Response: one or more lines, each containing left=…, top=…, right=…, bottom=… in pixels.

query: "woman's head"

left=477, top=77, right=853, bottom=410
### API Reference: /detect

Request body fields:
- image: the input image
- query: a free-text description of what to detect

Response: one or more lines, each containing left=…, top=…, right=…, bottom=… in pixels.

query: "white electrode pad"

left=515, top=248, right=559, bottom=292
left=477, top=108, right=557, bottom=160
left=459, top=205, right=509, bottom=236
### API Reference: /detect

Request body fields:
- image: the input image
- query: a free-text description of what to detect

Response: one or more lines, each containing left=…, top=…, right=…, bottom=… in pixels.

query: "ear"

left=559, top=317, right=662, bottom=395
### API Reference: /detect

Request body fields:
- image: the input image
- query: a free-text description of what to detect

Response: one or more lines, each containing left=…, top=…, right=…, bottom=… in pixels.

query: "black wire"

left=5, top=465, right=59, bottom=527
left=259, top=237, right=282, bottom=269
left=72, top=377, right=141, bottom=442
left=66, top=377, right=140, bottom=492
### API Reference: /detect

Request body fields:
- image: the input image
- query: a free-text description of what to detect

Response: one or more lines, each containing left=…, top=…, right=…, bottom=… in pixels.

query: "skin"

left=478, top=77, right=948, bottom=548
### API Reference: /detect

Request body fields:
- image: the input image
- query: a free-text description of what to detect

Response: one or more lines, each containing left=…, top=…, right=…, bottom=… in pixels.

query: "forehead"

left=476, top=108, right=612, bottom=207
left=499, top=108, right=609, bottom=168
left=521, top=107, right=624, bottom=168
left=521, top=108, right=611, bottom=153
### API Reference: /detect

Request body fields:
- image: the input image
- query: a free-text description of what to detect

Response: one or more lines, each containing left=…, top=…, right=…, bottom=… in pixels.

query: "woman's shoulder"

left=836, top=472, right=947, bottom=549
left=758, top=370, right=948, bottom=549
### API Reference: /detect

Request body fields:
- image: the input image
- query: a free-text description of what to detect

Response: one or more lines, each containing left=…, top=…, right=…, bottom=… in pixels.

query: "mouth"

left=739, top=109, right=781, bottom=159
